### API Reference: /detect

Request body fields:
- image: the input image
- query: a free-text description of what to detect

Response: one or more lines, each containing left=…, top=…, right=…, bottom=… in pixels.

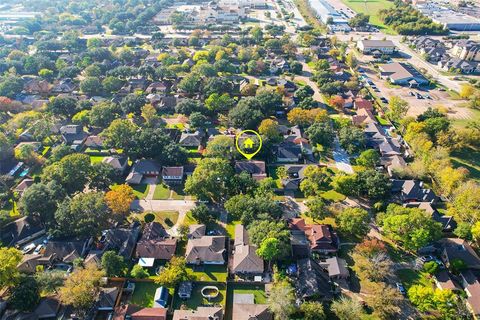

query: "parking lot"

left=359, top=64, right=473, bottom=120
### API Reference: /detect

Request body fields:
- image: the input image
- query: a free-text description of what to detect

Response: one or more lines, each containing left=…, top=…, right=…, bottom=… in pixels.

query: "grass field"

left=153, top=184, right=170, bottom=200
left=451, top=147, right=480, bottom=182
left=340, top=0, right=395, bottom=33
left=132, top=210, right=179, bottom=227
left=396, top=269, right=433, bottom=290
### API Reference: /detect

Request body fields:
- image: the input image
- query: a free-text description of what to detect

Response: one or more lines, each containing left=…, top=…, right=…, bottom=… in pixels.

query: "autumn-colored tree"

left=154, top=257, right=190, bottom=287
left=59, top=263, right=105, bottom=315
left=258, top=119, right=281, bottom=141
left=105, top=184, right=135, bottom=218
left=329, top=95, right=345, bottom=110
left=0, top=247, right=22, bottom=288
left=460, top=84, right=475, bottom=99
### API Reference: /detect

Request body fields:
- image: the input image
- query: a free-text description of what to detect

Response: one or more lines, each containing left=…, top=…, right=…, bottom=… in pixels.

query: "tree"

left=304, top=198, right=327, bottom=221
left=329, top=95, right=345, bottom=110
left=205, top=135, right=236, bottom=159
left=305, top=121, right=334, bottom=147
left=423, top=261, right=439, bottom=275
left=101, top=119, right=138, bottom=151
left=190, top=204, right=215, bottom=224
left=331, top=296, right=365, bottom=320
left=365, top=282, right=402, bottom=319
left=89, top=101, right=121, bottom=128
left=189, top=112, right=209, bottom=130
left=267, top=280, right=296, bottom=319
left=349, top=13, right=370, bottom=27
left=34, top=266, right=65, bottom=292
left=338, top=125, right=365, bottom=154
left=356, top=149, right=380, bottom=168
left=47, top=96, right=77, bottom=117
left=379, top=204, right=442, bottom=251
left=54, top=192, right=110, bottom=238
left=102, top=76, right=124, bottom=93
left=59, top=263, right=105, bottom=316
left=387, top=96, right=409, bottom=123
left=460, top=84, right=475, bottom=99
left=0, top=247, right=22, bottom=288
left=101, top=251, right=126, bottom=277
left=14, top=143, right=40, bottom=165
left=89, top=162, right=117, bottom=191
left=299, top=166, right=332, bottom=197
left=300, top=301, right=325, bottom=320
left=448, top=181, right=480, bottom=224
left=337, top=207, right=369, bottom=237
left=357, top=169, right=390, bottom=200
left=205, top=93, right=234, bottom=112
left=175, top=98, right=202, bottom=115
left=154, top=257, right=189, bottom=287
left=42, top=153, right=91, bottom=194
left=345, top=52, right=357, bottom=69
left=257, top=238, right=282, bottom=267
left=120, top=94, right=146, bottom=115
left=258, top=119, right=281, bottom=142
left=225, top=194, right=282, bottom=225
left=228, top=97, right=263, bottom=129
left=8, top=276, right=40, bottom=311
left=184, top=158, right=234, bottom=202
left=130, top=265, right=149, bottom=279
left=19, top=182, right=59, bottom=228
left=105, top=184, right=135, bottom=219
left=351, top=239, right=392, bottom=282
left=178, top=73, right=202, bottom=95
left=80, top=77, right=103, bottom=95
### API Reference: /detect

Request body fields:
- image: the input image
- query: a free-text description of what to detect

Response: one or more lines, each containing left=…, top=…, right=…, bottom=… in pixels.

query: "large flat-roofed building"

left=416, top=2, right=480, bottom=31
left=357, top=40, right=396, bottom=55
left=379, top=62, right=429, bottom=87
left=308, top=0, right=350, bottom=31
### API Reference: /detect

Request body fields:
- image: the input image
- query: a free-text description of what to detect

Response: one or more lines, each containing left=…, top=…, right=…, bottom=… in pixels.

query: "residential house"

left=179, top=131, right=204, bottom=148
left=185, top=235, right=227, bottom=265
left=52, top=78, right=77, bottom=93
left=352, top=107, right=376, bottom=126
left=135, top=222, right=177, bottom=261
left=434, top=270, right=459, bottom=291
left=391, top=179, right=438, bottom=203
left=126, top=159, right=161, bottom=184
left=439, top=238, right=480, bottom=270
left=281, top=164, right=309, bottom=190
left=113, top=304, right=168, bottom=320
left=17, top=254, right=55, bottom=274
left=234, top=161, right=267, bottom=181
left=294, top=258, right=333, bottom=300
left=23, top=79, right=52, bottom=96
left=1, top=216, right=45, bottom=247
left=59, top=124, right=88, bottom=147
left=353, top=97, right=374, bottom=111
left=288, top=218, right=339, bottom=255
left=102, top=156, right=129, bottom=175
left=173, top=307, right=223, bottom=320
left=276, top=141, right=303, bottom=163
left=232, top=225, right=264, bottom=276
left=452, top=40, right=480, bottom=61
left=404, top=202, right=456, bottom=232
left=357, top=40, right=396, bottom=55
left=188, top=224, right=207, bottom=239
left=460, top=270, right=480, bottom=318
left=99, top=223, right=141, bottom=259
left=162, top=166, right=184, bottom=185
left=438, top=57, right=479, bottom=74
left=34, top=296, right=61, bottom=319
left=84, top=135, right=105, bottom=149
left=319, top=256, right=349, bottom=280
left=156, top=95, right=177, bottom=110
left=42, top=238, right=91, bottom=264
left=97, top=287, right=120, bottom=311
left=380, top=155, right=407, bottom=177
left=379, top=62, right=429, bottom=87
left=14, top=178, right=35, bottom=196
left=146, top=82, right=169, bottom=94
left=232, top=293, right=271, bottom=320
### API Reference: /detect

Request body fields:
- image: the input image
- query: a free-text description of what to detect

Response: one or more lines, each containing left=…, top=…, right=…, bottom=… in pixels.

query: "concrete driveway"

left=333, top=137, right=354, bottom=174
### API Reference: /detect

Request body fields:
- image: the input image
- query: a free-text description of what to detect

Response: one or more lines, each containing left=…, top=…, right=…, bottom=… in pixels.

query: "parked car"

left=420, top=255, right=435, bottom=263
left=33, top=244, right=45, bottom=255
left=409, top=91, right=415, bottom=96
left=396, top=282, right=406, bottom=296
left=380, top=97, right=388, bottom=103
left=22, top=243, right=36, bottom=254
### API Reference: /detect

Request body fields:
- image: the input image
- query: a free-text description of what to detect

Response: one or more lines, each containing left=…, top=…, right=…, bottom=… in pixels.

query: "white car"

left=22, top=243, right=36, bottom=254
left=33, top=244, right=44, bottom=255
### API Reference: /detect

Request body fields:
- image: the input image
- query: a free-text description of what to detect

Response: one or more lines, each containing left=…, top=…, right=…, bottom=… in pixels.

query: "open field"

left=339, top=0, right=394, bottom=33
left=451, top=147, right=480, bottom=182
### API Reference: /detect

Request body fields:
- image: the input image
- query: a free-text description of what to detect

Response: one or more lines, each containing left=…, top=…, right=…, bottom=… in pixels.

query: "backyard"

left=225, top=283, right=268, bottom=320
left=172, top=282, right=227, bottom=310
left=186, top=265, right=229, bottom=282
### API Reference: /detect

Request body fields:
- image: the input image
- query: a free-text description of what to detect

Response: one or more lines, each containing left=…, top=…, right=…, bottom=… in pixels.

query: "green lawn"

left=130, top=210, right=179, bottom=228
left=130, top=282, right=158, bottom=307
left=89, top=155, right=105, bottom=164
left=131, top=184, right=149, bottom=199
left=320, top=190, right=346, bottom=202
left=173, top=282, right=226, bottom=310
left=340, top=0, right=395, bottom=33
left=451, top=147, right=480, bottom=182
left=225, top=283, right=267, bottom=320
left=186, top=265, right=228, bottom=282
left=375, top=115, right=390, bottom=126
left=396, top=269, right=433, bottom=290
left=153, top=184, right=170, bottom=200
left=225, top=220, right=241, bottom=239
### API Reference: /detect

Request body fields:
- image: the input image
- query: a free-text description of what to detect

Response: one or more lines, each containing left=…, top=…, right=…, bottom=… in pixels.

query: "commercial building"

left=357, top=40, right=396, bottom=55
left=416, top=2, right=480, bottom=31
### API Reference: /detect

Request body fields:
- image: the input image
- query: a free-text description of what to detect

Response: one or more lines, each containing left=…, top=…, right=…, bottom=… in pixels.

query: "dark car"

left=396, top=282, right=406, bottom=296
